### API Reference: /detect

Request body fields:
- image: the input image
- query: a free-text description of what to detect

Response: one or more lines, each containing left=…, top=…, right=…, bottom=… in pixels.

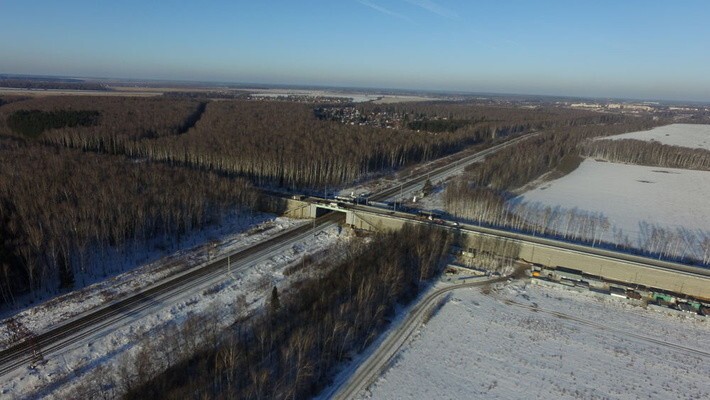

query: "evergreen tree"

left=422, top=178, right=434, bottom=196
left=269, top=286, right=280, bottom=315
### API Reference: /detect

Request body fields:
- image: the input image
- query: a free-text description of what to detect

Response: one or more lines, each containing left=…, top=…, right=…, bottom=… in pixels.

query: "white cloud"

left=404, top=0, right=458, bottom=19
left=357, top=0, right=413, bottom=22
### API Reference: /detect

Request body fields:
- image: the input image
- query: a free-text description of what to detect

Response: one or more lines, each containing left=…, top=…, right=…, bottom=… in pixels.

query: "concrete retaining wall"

left=350, top=209, right=710, bottom=300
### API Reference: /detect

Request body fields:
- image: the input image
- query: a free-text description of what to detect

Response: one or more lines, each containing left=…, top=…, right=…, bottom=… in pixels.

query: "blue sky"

left=1, top=0, right=709, bottom=101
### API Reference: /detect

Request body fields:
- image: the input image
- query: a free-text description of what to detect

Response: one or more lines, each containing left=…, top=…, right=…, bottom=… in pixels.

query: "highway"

left=0, top=212, right=343, bottom=377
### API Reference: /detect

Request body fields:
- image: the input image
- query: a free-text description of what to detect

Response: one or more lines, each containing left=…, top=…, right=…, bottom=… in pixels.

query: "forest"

left=7, top=109, right=100, bottom=138
left=0, top=140, right=258, bottom=304
left=3, top=94, right=708, bottom=399
left=581, top=138, right=710, bottom=171
left=0, top=96, right=206, bottom=150
left=0, top=78, right=108, bottom=91
left=68, top=224, right=452, bottom=400
left=457, top=120, right=659, bottom=192
left=1, top=96, right=616, bottom=189
left=0, top=95, right=505, bottom=303
left=2, top=95, right=696, bottom=302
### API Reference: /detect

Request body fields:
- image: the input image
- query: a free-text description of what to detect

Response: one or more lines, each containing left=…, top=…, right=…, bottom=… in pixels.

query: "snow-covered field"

left=605, top=123, right=710, bottom=150
left=0, top=218, right=352, bottom=399
left=248, top=88, right=438, bottom=103
left=515, top=159, right=710, bottom=257
left=361, top=281, right=709, bottom=399
left=251, top=92, right=380, bottom=103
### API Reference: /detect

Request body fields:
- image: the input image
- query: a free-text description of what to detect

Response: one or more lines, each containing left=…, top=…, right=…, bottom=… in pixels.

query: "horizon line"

left=1, top=71, right=709, bottom=106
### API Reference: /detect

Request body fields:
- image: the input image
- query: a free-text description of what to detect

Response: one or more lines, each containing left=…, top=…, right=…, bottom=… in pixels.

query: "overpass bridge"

left=270, top=195, right=710, bottom=301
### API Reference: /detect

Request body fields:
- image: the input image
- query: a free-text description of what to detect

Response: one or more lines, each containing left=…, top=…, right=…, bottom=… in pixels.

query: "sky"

left=1, top=0, right=709, bottom=102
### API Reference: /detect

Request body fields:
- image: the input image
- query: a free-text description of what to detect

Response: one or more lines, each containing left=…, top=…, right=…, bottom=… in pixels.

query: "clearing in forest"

left=605, top=123, right=710, bottom=150
left=515, top=159, right=710, bottom=260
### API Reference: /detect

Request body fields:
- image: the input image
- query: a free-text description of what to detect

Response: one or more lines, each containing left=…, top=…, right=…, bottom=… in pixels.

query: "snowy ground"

left=605, top=123, right=710, bottom=150
left=361, top=281, right=709, bottom=399
left=515, top=159, right=710, bottom=258
left=0, top=217, right=352, bottom=399
left=248, top=88, right=438, bottom=103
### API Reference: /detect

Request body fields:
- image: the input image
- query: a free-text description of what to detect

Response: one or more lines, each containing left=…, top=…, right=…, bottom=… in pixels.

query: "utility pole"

left=397, top=182, right=403, bottom=211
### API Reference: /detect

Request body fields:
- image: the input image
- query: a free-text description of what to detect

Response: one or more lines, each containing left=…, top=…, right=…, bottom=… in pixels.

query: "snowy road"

left=328, top=277, right=506, bottom=400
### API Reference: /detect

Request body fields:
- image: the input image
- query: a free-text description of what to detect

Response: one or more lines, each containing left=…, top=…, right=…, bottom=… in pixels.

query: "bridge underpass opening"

left=310, top=203, right=349, bottom=219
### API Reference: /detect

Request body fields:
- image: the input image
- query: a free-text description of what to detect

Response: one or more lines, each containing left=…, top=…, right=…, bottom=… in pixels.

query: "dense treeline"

left=128, top=102, right=636, bottom=189
left=0, top=79, right=108, bottom=91
left=0, top=143, right=259, bottom=303
left=2, top=97, right=636, bottom=190
left=0, top=96, right=30, bottom=109
left=7, top=109, right=100, bottom=138
left=358, top=101, right=619, bottom=129
left=69, top=224, right=451, bottom=399
left=444, top=182, right=615, bottom=245
left=163, top=91, right=249, bottom=100
left=0, top=96, right=204, bottom=150
left=581, top=138, right=710, bottom=171
left=406, top=118, right=470, bottom=132
left=461, top=120, right=659, bottom=191
left=123, top=101, right=512, bottom=188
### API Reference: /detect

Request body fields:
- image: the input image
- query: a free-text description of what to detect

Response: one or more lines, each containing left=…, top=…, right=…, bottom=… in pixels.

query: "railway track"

left=370, top=133, right=534, bottom=202
left=344, top=200, right=710, bottom=282
left=0, top=212, right=343, bottom=376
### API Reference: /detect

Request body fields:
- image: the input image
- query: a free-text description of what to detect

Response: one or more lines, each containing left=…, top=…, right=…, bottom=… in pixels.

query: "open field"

left=605, top=123, right=710, bottom=150
left=371, top=95, right=441, bottom=104
left=246, top=88, right=439, bottom=103
left=361, top=281, right=709, bottom=399
left=516, top=159, right=710, bottom=257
